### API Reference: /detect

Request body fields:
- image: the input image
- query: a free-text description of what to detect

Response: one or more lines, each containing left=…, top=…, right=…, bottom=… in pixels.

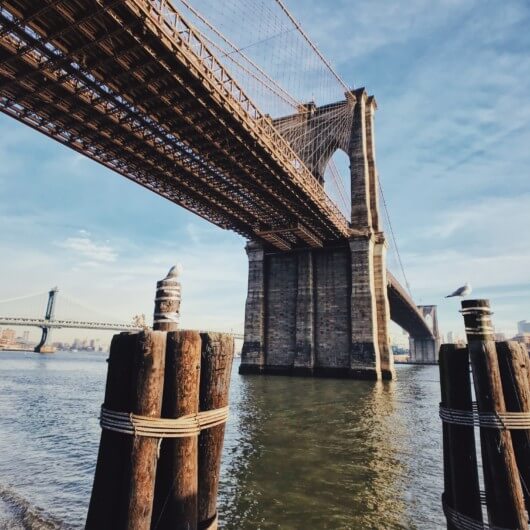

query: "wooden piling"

left=496, top=340, right=530, bottom=510
left=126, top=331, right=166, bottom=530
left=198, top=333, right=235, bottom=530
left=439, top=344, right=482, bottom=530
left=461, top=299, right=527, bottom=529
left=86, top=333, right=136, bottom=530
left=153, top=330, right=201, bottom=530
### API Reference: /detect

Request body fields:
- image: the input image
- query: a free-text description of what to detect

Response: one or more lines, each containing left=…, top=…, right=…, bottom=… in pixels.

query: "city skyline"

left=0, top=0, right=529, bottom=340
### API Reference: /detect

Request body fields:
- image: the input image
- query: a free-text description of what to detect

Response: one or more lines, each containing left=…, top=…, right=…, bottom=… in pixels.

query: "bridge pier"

left=240, top=88, right=397, bottom=380
left=408, top=306, right=440, bottom=363
left=349, top=235, right=381, bottom=379
left=373, top=236, right=395, bottom=380
left=409, top=337, right=439, bottom=363
left=293, top=249, right=314, bottom=374
left=240, top=235, right=392, bottom=380
left=240, top=242, right=266, bottom=372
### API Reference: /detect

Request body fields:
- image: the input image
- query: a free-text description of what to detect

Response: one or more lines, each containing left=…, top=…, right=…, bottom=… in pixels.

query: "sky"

left=0, top=0, right=529, bottom=345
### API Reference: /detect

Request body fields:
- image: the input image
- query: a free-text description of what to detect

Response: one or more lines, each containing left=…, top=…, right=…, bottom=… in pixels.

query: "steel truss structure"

left=0, top=0, right=351, bottom=250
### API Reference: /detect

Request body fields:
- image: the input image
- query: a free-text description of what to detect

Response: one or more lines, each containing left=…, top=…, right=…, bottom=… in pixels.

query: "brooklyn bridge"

left=0, top=0, right=439, bottom=377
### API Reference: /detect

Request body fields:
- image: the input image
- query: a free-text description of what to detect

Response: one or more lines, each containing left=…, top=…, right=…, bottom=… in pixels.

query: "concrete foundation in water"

left=239, top=238, right=394, bottom=381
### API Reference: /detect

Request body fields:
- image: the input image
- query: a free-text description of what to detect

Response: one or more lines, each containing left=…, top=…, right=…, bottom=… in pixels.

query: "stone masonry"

left=240, top=88, right=394, bottom=380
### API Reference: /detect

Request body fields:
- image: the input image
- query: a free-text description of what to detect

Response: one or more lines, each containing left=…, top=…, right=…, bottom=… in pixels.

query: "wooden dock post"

left=86, top=331, right=166, bottom=530
left=126, top=331, right=166, bottom=530
left=461, top=299, right=527, bottom=529
left=198, top=333, right=235, bottom=530
left=439, top=343, right=482, bottom=530
left=153, top=330, right=202, bottom=530
left=86, top=333, right=136, bottom=530
left=496, top=340, right=530, bottom=510
left=88, top=266, right=232, bottom=530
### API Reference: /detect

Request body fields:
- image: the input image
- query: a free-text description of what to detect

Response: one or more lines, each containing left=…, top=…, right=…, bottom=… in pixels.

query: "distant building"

left=494, top=332, right=507, bottom=342
left=0, top=328, right=17, bottom=349
left=1, top=329, right=15, bottom=342
left=447, top=331, right=454, bottom=343
left=518, top=321, right=530, bottom=334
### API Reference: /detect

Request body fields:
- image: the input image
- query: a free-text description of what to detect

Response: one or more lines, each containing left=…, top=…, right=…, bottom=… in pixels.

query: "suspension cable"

left=0, top=292, right=47, bottom=304
left=177, top=0, right=300, bottom=108
left=273, top=0, right=351, bottom=93
left=378, top=177, right=412, bottom=297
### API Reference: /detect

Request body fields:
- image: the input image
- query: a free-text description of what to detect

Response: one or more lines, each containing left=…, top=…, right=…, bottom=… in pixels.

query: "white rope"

left=439, top=404, right=530, bottom=430
left=100, top=405, right=229, bottom=438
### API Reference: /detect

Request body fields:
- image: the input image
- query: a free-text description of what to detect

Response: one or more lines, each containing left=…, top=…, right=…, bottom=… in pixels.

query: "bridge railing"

left=133, top=0, right=349, bottom=234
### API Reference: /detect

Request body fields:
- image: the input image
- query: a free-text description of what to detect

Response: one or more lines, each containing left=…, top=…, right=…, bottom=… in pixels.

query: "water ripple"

left=0, top=351, right=445, bottom=529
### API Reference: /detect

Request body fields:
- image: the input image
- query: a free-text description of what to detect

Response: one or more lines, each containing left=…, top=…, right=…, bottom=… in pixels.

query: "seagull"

left=446, top=282, right=472, bottom=298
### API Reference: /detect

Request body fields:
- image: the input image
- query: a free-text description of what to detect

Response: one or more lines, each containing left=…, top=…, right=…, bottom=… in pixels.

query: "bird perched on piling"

left=446, top=282, right=472, bottom=298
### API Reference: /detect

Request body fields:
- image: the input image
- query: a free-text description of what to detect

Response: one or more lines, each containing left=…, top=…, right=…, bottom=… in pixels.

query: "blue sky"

left=0, top=0, right=529, bottom=344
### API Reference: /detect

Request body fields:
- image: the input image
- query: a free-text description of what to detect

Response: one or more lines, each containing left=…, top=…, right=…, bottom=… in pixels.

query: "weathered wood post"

left=126, top=331, right=166, bottom=530
left=152, top=265, right=202, bottom=529
left=461, top=299, right=527, bottom=529
left=198, top=333, right=235, bottom=530
left=88, top=264, right=232, bottom=530
left=153, top=330, right=202, bottom=530
left=86, top=331, right=166, bottom=530
left=496, top=341, right=530, bottom=510
left=86, top=333, right=136, bottom=530
left=439, top=343, right=482, bottom=530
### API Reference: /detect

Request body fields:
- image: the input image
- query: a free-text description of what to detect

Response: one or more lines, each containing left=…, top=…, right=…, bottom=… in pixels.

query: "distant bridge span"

left=0, top=317, right=141, bottom=332
left=387, top=272, right=433, bottom=339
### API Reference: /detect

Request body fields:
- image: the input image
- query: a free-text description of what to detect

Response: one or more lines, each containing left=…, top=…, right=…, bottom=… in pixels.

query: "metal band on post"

left=460, top=301, right=494, bottom=341
left=153, top=264, right=182, bottom=332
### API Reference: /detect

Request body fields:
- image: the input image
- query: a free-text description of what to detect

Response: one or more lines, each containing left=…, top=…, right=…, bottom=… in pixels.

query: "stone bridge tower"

left=240, top=88, right=394, bottom=380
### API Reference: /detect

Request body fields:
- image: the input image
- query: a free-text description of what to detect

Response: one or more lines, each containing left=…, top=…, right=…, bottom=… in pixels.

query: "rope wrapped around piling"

left=443, top=499, right=516, bottom=530
left=100, top=406, right=229, bottom=438
left=439, top=403, right=530, bottom=430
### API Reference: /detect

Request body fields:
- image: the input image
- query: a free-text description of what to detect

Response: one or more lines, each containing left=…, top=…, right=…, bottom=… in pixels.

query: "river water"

left=0, top=351, right=444, bottom=529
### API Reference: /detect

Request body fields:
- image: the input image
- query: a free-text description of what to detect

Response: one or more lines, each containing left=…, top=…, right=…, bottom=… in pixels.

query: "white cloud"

left=57, top=235, right=117, bottom=263
left=300, top=0, right=479, bottom=61
left=420, top=194, right=530, bottom=249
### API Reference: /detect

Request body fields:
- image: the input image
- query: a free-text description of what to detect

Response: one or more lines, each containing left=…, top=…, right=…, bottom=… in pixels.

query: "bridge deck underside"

left=0, top=0, right=349, bottom=250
